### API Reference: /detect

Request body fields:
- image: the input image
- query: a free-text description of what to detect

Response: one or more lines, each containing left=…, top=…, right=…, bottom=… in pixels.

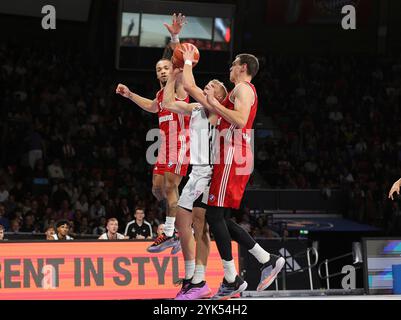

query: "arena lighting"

left=352, top=242, right=363, bottom=265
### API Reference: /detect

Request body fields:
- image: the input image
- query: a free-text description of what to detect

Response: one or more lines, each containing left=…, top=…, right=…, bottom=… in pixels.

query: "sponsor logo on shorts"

left=209, top=194, right=215, bottom=202
left=243, top=133, right=251, bottom=143
left=168, top=162, right=173, bottom=168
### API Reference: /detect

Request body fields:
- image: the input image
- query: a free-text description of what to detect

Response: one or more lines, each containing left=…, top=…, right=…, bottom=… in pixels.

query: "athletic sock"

left=222, top=259, right=237, bottom=283
left=185, top=260, right=195, bottom=280
left=191, top=265, right=206, bottom=284
left=164, top=216, right=176, bottom=237
left=248, top=244, right=270, bottom=264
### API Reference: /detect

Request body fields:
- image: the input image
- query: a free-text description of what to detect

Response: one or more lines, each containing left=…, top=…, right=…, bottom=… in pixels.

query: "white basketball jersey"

left=190, top=104, right=215, bottom=165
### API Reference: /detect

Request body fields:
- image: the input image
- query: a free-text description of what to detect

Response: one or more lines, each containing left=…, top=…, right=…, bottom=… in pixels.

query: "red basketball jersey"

left=208, top=81, right=258, bottom=209
left=216, top=81, right=258, bottom=164
left=154, top=88, right=190, bottom=175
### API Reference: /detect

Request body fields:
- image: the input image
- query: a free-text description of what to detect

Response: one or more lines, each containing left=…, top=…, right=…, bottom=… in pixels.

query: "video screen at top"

left=120, top=12, right=232, bottom=51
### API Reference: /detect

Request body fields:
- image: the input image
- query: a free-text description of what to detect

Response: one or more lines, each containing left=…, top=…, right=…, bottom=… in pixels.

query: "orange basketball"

left=172, top=43, right=200, bottom=69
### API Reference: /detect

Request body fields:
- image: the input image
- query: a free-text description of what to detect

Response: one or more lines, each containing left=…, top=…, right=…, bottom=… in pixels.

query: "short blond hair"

left=211, top=79, right=228, bottom=100
left=107, top=218, right=118, bottom=224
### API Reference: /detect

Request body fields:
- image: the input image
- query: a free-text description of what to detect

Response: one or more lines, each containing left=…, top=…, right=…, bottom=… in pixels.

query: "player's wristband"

left=170, top=34, right=179, bottom=43
left=184, top=60, right=193, bottom=66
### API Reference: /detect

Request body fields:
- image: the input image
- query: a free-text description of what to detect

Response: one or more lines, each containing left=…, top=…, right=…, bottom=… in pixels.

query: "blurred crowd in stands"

left=1, top=41, right=401, bottom=238
left=253, top=54, right=401, bottom=235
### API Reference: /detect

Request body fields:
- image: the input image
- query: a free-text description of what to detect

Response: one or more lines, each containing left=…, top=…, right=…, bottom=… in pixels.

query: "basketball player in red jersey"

left=116, top=13, right=190, bottom=253
left=201, top=54, right=285, bottom=299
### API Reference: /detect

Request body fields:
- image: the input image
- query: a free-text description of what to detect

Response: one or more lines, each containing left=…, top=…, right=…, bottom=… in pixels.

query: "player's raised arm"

left=116, top=83, right=159, bottom=113
left=162, top=13, right=187, bottom=59
left=389, top=178, right=401, bottom=200
left=162, top=69, right=194, bottom=115
left=206, top=83, right=253, bottom=128
left=181, top=46, right=213, bottom=110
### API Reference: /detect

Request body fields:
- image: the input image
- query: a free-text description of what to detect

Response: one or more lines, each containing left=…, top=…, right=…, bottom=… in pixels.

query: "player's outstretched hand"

left=116, top=83, right=131, bottom=98
left=163, top=13, right=187, bottom=36
left=182, top=45, right=196, bottom=62
left=389, top=178, right=401, bottom=200
left=205, top=84, right=218, bottom=107
left=173, top=67, right=183, bottom=76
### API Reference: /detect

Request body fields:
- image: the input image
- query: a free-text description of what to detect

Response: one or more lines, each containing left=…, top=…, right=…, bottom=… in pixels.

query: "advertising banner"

left=0, top=241, right=238, bottom=300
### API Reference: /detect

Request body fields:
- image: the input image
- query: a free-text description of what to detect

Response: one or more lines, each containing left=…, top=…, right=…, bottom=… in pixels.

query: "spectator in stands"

left=29, top=199, right=41, bottom=218
left=0, top=204, right=10, bottom=231
left=92, top=216, right=107, bottom=235
left=73, top=209, right=83, bottom=230
left=64, top=183, right=79, bottom=205
left=147, top=209, right=161, bottom=236
left=43, top=211, right=56, bottom=230
left=117, top=197, right=130, bottom=218
left=118, top=149, right=133, bottom=171
left=52, top=220, right=74, bottom=240
left=11, top=208, right=24, bottom=225
left=0, top=183, right=9, bottom=203
left=105, top=199, right=117, bottom=219
left=51, top=182, right=70, bottom=210
left=26, top=125, right=44, bottom=170
left=156, top=223, right=165, bottom=238
left=98, top=218, right=127, bottom=240
left=261, top=227, right=280, bottom=238
left=56, top=200, right=74, bottom=221
left=20, top=213, right=35, bottom=233
left=124, top=207, right=152, bottom=239
left=4, top=194, right=17, bottom=215
left=39, top=194, right=51, bottom=212
left=0, top=224, right=5, bottom=241
left=31, top=159, right=50, bottom=196
left=45, top=225, right=55, bottom=240
left=62, top=138, right=76, bottom=160
left=10, top=219, right=21, bottom=233
left=89, top=199, right=106, bottom=222
left=238, top=214, right=252, bottom=233
left=47, top=159, right=65, bottom=183
left=78, top=216, right=91, bottom=235
left=10, top=181, right=26, bottom=203
left=75, top=194, right=89, bottom=214
left=68, top=219, right=78, bottom=238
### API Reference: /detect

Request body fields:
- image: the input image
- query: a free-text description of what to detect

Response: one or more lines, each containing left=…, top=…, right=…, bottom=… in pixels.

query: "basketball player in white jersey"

left=162, top=62, right=227, bottom=299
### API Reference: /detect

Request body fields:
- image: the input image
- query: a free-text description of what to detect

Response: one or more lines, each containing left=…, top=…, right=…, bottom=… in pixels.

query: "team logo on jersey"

left=168, top=162, right=173, bottom=168
left=209, top=194, right=215, bottom=202
left=194, top=190, right=202, bottom=199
